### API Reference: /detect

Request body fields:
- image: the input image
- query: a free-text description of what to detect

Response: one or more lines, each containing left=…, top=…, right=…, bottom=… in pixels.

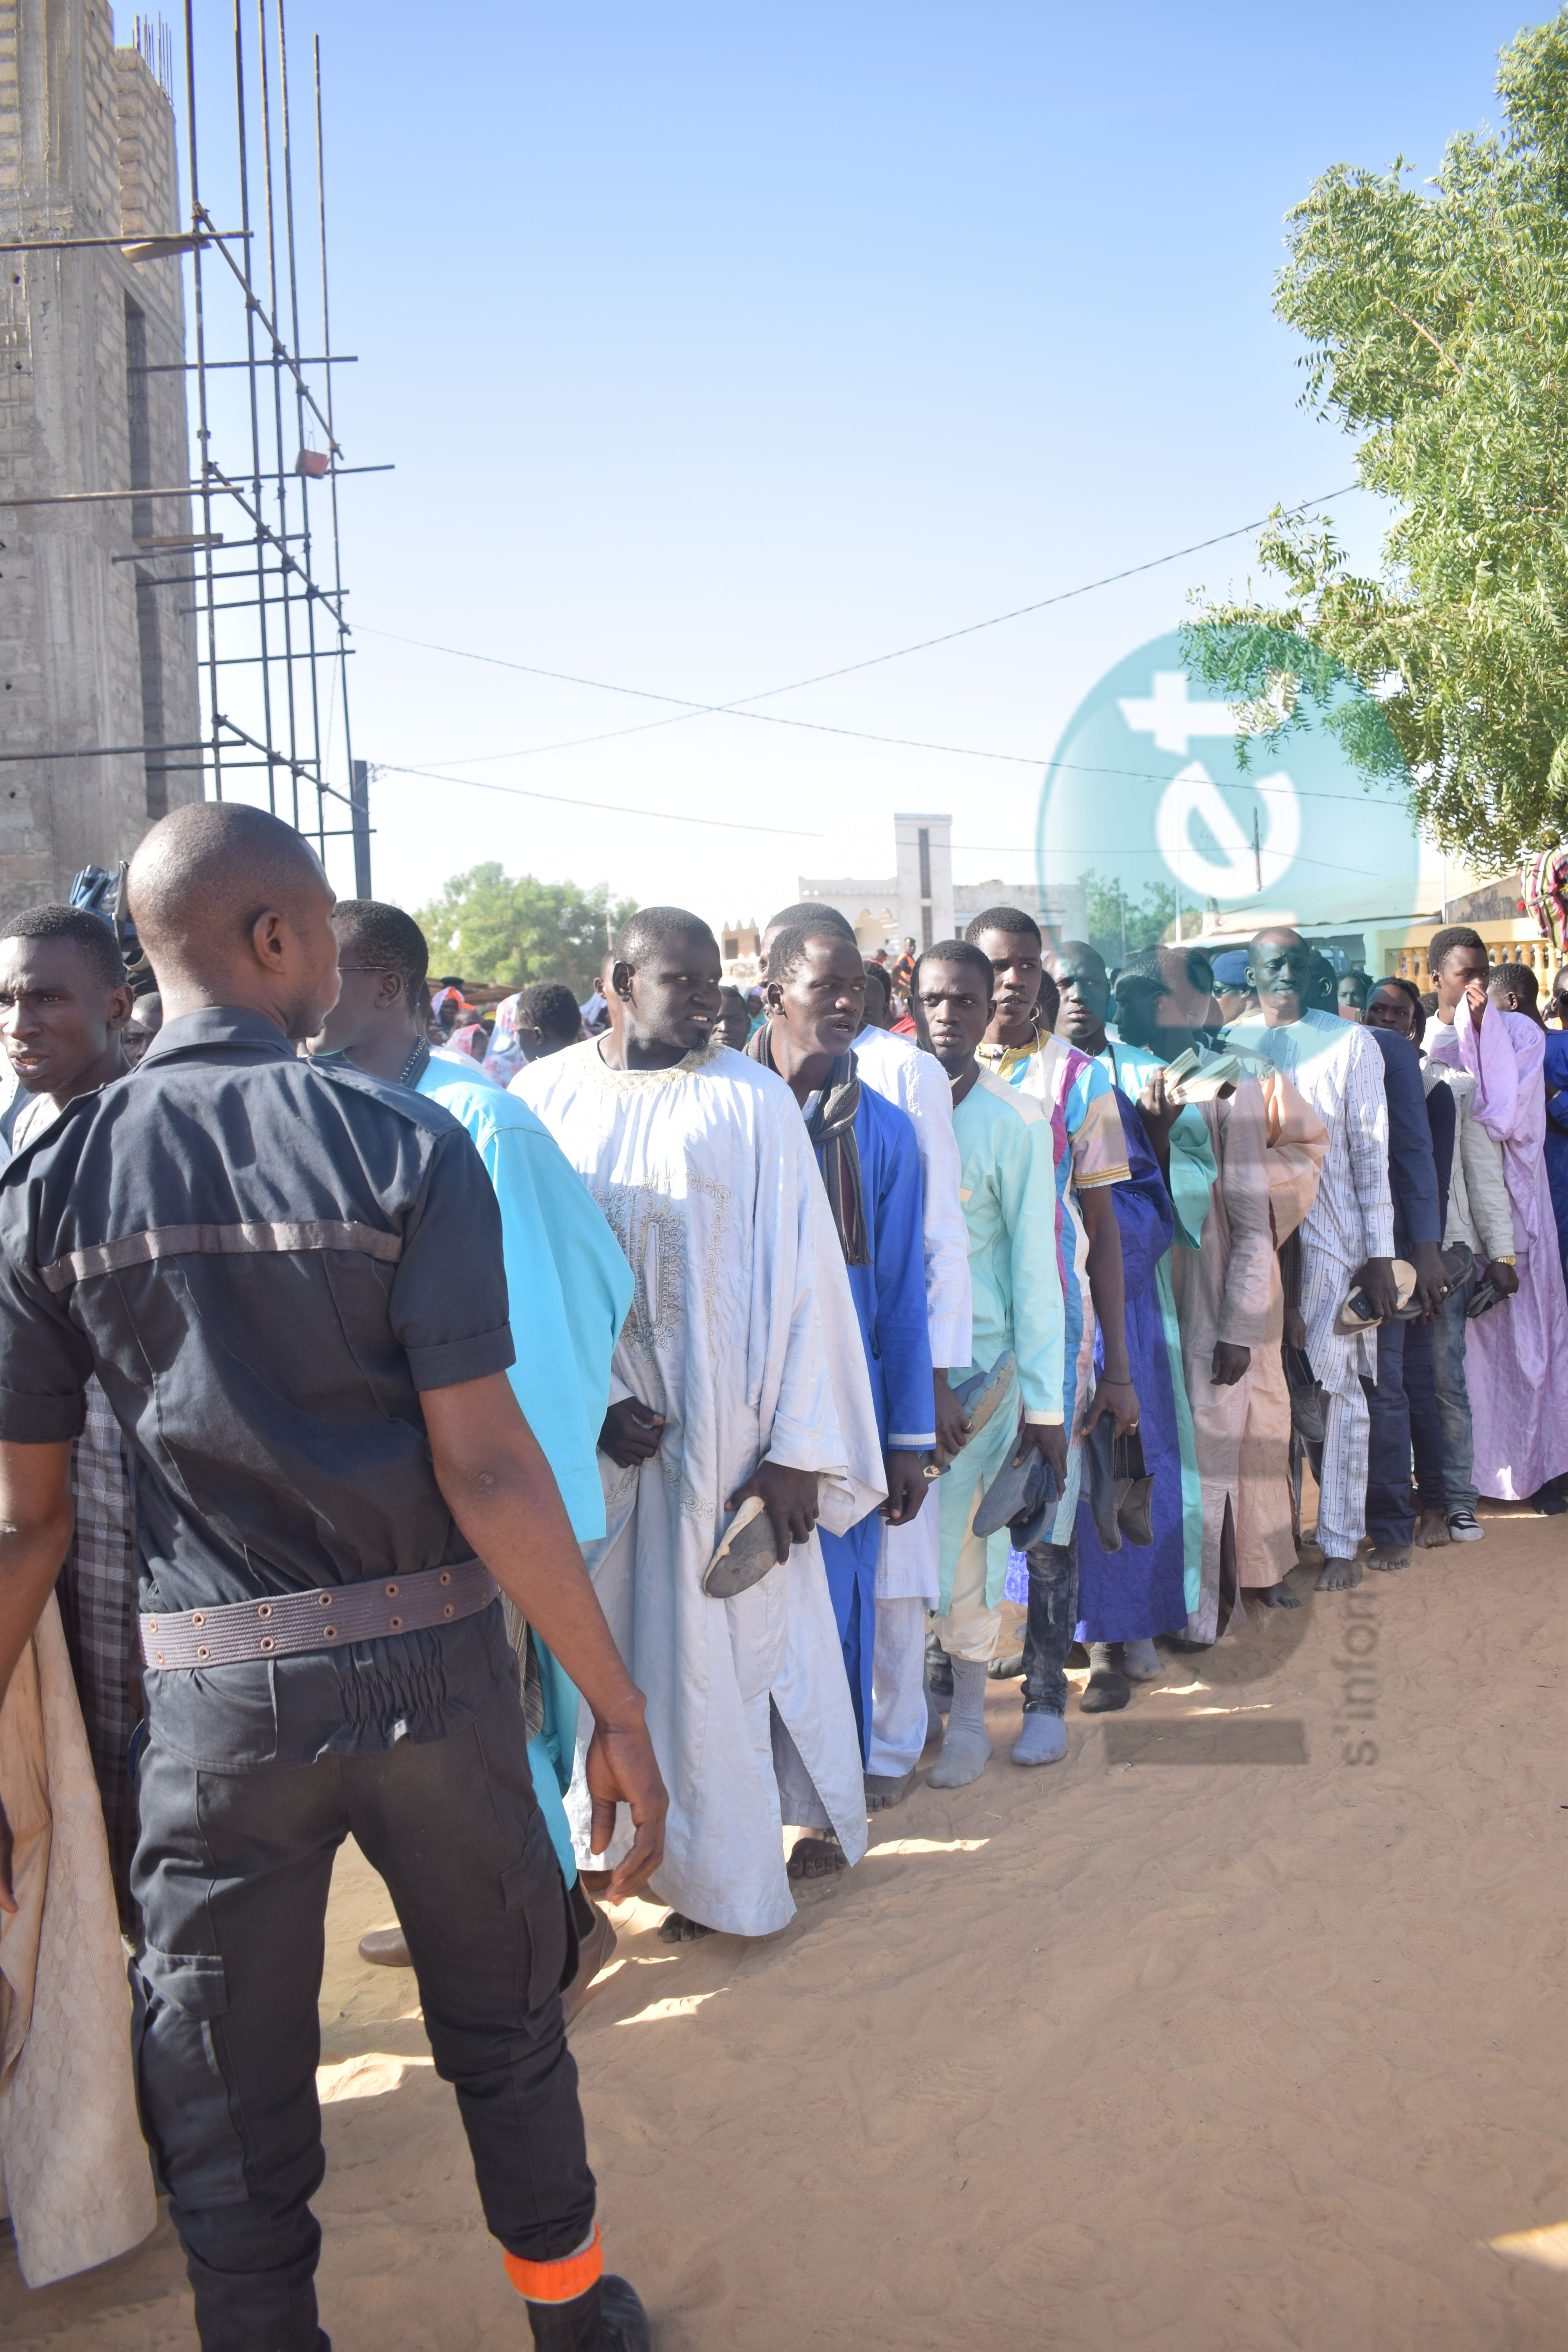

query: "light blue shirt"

left=416, top=1058, right=632, bottom=1543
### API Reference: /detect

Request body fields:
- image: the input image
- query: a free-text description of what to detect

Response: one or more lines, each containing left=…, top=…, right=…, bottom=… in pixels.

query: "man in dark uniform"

left=0, top=803, right=665, bottom=2352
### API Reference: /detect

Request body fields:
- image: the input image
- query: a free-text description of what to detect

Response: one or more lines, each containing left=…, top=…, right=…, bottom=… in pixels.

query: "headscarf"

left=748, top=1021, right=868, bottom=1266
left=483, top=992, right=524, bottom=1085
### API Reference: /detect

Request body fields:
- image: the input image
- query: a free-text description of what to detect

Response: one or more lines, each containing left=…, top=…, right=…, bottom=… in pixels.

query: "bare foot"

left=1256, top=1581, right=1301, bottom=1609
left=1367, top=1546, right=1410, bottom=1572
left=864, top=1769, right=915, bottom=1813
left=1316, top=1555, right=1363, bottom=1591
left=658, top=1911, right=713, bottom=1944
left=1416, top=1510, right=1450, bottom=1548
left=786, top=1831, right=848, bottom=1880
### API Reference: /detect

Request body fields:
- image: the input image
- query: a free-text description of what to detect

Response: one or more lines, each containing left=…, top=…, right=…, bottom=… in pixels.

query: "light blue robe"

left=417, top=1056, right=633, bottom=1877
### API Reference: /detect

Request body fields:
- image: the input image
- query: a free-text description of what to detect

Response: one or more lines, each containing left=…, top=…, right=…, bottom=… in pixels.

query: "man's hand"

left=880, top=1450, right=927, bottom=1525
left=1410, top=1240, right=1450, bottom=1318
left=1136, top=1070, right=1183, bottom=1163
left=1083, top=1376, right=1140, bottom=1437
left=1350, top=1256, right=1399, bottom=1324
left=1464, top=976, right=1488, bottom=1032
left=1211, top=1340, right=1251, bottom=1387
left=933, top=1370, right=971, bottom=1464
left=1011, top=1419, right=1068, bottom=1486
left=598, top=1397, right=665, bottom=1467
left=725, top=1461, right=820, bottom=1565
left=1487, top=1258, right=1520, bottom=1299
left=424, top=1375, right=667, bottom=1890
left=584, top=1713, right=668, bottom=1900
left=1282, top=1303, right=1307, bottom=1352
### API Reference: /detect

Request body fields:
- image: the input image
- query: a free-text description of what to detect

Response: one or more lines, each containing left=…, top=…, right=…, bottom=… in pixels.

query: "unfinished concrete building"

left=0, top=0, right=199, bottom=916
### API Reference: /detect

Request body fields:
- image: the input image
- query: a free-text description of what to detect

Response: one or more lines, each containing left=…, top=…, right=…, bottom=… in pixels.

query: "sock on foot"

left=1121, top=1638, right=1162, bottom=1681
left=1011, top=1710, right=1067, bottom=1767
left=927, top=1655, right=993, bottom=1788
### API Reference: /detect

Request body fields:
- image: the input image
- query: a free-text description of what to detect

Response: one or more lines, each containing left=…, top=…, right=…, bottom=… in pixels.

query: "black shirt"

left=0, top=1007, right=519, bottom=1766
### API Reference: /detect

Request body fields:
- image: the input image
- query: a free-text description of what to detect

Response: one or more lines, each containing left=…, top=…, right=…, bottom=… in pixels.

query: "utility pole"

left=350, top=761, right=372, bottom=897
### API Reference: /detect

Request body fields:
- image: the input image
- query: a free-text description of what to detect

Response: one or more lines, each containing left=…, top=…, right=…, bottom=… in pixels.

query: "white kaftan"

left=517, top=1036, right=886, bottom=1936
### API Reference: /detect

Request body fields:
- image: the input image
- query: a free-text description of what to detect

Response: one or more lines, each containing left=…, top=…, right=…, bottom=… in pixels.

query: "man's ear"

left=249, top=908, right=289, bottom=971
left=611, top=959, right=635, bottom=1003
left=763, top=976, right=784, bottom=1016
left=105, top=983, right=135, bottom=1034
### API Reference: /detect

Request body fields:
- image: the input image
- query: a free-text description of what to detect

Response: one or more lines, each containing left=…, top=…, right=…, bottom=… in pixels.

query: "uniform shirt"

left=0, top=1007, right=518, bottom=1768
left=1224, top=1008, right=1395, bottom=1266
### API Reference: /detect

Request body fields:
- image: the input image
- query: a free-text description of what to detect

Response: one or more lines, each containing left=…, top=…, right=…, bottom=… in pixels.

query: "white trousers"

left=866, top=1597, right=932, bottom=1777
left=1302, top=1240, right=1372, bottom=1561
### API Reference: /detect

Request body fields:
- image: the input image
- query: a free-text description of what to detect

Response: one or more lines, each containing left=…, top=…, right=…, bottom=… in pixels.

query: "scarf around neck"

left=748, top=1022, right=869, bottom=1265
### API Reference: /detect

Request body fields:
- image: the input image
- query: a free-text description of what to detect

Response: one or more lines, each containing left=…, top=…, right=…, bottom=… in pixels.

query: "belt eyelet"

left=257, top=1602, right=273, bottom=1619
left=190, top=1612, right=205, bottom=1628
left=388, top=1615, right=403, bottom=1631
left=259, top=1636, right=275, bottom=1653
left=154, top=1650, right=165, bottom=1665
left=439, top=1572, right=451, bottom=1586
left=442, top=1604, right=454, bottom=1618
left=318, top=1592, right=332, bottom=1607
left=323, top=1626, right=337, bottom=1639
left=196, top=1644, right=210, bottom=1661
left=385, top=1583, right=399, bottom=1597
left=147, top=1619, right=158, bottom=1634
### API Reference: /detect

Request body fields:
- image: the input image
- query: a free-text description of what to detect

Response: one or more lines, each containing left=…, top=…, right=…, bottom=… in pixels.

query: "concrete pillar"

left=894, top=812, right=953, bottom=951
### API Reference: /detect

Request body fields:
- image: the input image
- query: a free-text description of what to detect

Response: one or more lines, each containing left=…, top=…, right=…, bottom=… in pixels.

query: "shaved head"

left=128, top=802, right=341, bottom=1041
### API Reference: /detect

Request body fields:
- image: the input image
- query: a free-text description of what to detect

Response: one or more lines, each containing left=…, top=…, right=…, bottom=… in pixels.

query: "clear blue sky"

left=187, top=1, right=1535, bottom=936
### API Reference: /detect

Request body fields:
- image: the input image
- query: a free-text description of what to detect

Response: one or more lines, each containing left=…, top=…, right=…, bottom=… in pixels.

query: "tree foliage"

left=1185, top=11, right=1568, bottom=871
left=1077, top=868, right=1178, bottom=969
left=414, top=864, right=637, bottom=997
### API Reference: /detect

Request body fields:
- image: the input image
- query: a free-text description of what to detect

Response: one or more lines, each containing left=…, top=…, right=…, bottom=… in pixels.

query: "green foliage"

left=1078, top=868, right=1178, bottom=969
left=413, top=864, right=637, bottom=997
left=1185, top=11, right=1568, bottom=871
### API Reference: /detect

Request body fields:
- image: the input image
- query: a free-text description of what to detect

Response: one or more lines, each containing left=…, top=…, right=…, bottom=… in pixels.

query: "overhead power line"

left=360, top=485, right=1365, bottom=770
left=376, top=763, right=824, bottom=838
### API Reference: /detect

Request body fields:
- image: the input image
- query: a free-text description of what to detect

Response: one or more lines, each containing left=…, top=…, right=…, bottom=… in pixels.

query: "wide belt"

left=139, top=1559, right=498, bottom=1670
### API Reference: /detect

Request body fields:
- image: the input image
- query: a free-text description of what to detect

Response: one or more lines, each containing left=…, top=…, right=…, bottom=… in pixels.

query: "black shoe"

left=525, top=2276, right=652, bottom=2352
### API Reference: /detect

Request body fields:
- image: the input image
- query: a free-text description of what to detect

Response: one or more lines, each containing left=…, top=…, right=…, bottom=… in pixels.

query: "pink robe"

left=1171, top=1070, right=1327, bottom=1635
left=1429, top=1004, right=1568, bottom=1498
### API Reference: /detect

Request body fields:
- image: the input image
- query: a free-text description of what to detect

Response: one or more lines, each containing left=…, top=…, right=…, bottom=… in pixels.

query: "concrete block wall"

left=0, top=0, right=198, bottom=918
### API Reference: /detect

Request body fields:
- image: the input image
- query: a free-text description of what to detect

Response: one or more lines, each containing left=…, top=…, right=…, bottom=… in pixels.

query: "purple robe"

left=1429, top=1004, right=1568, bottom=1498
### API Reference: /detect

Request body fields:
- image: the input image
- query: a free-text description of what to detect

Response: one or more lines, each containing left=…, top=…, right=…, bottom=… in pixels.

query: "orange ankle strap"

left=504, top=2223, right=603, bottom=2304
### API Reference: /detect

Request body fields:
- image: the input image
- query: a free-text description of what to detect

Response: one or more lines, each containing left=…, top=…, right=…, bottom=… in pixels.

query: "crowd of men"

left=0, top=800, right=1564, bottom=2351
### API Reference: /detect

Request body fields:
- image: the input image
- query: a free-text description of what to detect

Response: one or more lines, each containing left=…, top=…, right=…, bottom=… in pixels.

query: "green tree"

left=414, top=864, right=637, bottom=998
left=1077, top=868, right=1178, bottom=969
left=1185, top=11, right=1568, bottom=871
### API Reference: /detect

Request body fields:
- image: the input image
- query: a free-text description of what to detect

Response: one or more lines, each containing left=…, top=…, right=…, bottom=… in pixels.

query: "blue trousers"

left=1364, top=1316, right=1414, bottom=1550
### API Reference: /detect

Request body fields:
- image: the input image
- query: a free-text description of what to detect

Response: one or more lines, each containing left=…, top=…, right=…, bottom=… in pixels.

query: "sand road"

left=4, top=1500, right=1564, bottom=2349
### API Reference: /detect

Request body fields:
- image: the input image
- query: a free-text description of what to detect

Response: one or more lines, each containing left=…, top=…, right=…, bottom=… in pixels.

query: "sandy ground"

left=3, top=1495, right=1564, bottom=2350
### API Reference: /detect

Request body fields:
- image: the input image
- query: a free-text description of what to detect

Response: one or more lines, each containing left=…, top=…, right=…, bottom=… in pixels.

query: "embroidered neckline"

left=576, top=1033, right=730, bottom=1093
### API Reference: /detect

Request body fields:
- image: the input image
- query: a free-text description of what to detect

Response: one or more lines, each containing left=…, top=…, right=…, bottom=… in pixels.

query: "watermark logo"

left=1038, top=629, right=1418, bottom=941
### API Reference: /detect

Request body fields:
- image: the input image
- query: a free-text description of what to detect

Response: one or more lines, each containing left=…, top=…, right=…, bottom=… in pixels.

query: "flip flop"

left=702, top=1494, right=789, bottom=1597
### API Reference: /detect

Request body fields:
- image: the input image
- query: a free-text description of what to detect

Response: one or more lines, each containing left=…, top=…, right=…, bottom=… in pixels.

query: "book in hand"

left=1163, top=1048, right=1240, bottom=1102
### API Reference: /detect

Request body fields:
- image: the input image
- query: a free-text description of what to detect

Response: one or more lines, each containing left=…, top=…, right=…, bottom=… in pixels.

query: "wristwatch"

left=1491, top=1253, right=1517, bottom=1265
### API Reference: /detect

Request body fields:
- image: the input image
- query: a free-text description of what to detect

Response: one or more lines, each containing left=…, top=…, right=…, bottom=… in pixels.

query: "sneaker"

left=1445, top=1508, right=1485, bottom=1542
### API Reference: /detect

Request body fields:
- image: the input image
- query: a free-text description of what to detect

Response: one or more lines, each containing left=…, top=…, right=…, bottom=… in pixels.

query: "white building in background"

left=799, top=812, right=1084, bottom=955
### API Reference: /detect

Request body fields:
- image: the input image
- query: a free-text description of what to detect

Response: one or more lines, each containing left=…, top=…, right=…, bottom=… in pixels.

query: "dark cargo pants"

left=1020, top=1528, right=1079, bottom=1716
left=131, top=1673, right=590, bottom=2352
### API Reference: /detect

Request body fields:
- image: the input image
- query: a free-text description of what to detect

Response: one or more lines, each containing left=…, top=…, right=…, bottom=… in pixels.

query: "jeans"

left=1363, top=1314, right=1414, bottom=1551
left=1403, top=1316, right=1445, bottom=1512
left=132, top=1674, right=589, bottom=2352
left=1020, top=1530, right=1078, bottom=1717
left=1430, top=1269, right=1479, bottom=1513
